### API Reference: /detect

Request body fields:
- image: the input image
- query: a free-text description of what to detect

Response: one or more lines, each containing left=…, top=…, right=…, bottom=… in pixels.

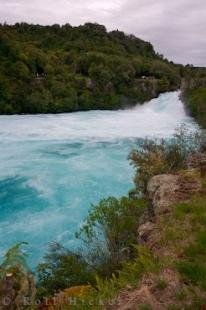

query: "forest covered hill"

left=1, top=22, right=205, bottom=114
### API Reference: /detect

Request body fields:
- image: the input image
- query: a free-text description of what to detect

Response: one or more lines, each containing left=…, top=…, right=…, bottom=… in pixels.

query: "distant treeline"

left=0, top=22, right=206, bottom=114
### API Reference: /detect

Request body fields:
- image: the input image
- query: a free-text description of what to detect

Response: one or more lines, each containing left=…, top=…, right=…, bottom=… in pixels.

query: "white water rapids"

left=0, top=91, right=197, bottom=267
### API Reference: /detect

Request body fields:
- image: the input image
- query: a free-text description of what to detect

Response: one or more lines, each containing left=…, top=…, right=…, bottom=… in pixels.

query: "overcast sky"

left=0, top=0, right=205, bottom=66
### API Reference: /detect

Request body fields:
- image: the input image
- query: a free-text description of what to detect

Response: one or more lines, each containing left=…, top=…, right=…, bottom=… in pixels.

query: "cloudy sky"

left=0, top=0, right=205, bottom=66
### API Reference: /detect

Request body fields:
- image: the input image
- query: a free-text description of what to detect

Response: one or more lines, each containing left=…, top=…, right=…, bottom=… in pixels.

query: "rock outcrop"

left=147, top=173, right=202, bottom=216
left=138, top=167, right=202, bottom=246
left=185, top=152, right=206, bottom=169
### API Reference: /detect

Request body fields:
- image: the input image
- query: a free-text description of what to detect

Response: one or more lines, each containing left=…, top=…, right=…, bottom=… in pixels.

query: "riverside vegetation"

left=181, top=70, right=206, bottom=128
left=0, top=22, right=206, bottom=114
left=1, top=126, right=206, bottom=309
left=184, top=87, right=206, bottom=128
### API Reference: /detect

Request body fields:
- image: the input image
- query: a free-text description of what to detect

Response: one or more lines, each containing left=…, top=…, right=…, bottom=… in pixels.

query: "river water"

left=0, top=91, right=197, bottom=267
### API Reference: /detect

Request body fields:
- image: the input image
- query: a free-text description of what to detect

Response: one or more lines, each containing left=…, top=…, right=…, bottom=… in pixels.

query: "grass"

left=176, top=230, right=206, bottom=289
left=175, top=289, right=187, bottom=301
left=155, top=278, right=168, bottom=290
left=161, top=195, right=206, bottom=290
left=138, top=304, right=153, bottom=310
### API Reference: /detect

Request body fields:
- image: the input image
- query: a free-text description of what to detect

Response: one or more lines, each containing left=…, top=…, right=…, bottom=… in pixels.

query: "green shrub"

left=37, top=242, right=94, bottom=298
left=184, top=87, right=206, bottom=128
left=129, top=126, right=201, bottom=194
left=76, top=197, right=147, bottom=277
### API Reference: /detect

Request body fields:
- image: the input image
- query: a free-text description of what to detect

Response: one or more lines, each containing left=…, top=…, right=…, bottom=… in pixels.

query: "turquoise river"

left=0, top=91, right=197, bottom=267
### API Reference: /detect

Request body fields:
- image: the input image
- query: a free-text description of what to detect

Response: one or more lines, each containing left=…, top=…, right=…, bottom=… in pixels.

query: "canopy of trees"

left=0, top=22, right=205, bottom=114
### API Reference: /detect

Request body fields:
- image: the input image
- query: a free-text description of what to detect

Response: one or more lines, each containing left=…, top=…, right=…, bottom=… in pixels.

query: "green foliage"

left=138, top=305, right=153, bottom=310
left=0, top=242, right=29, bottom=278
left=0, top=243, right=36, bottom=307
left=155, top=278, right=168, bottom=290
left=76, top=197, right=146, bottom=277
left=177, top=261, right=206, bottom=288
left=129, top=126, right=201, bottom=194
left=174, top=197, right=206, bottom=225
left=184, top=87, right=206, bottom=128
left=74, top=246, right=159, bottom=309
left=177, top=230, right=206, bottom=289
left=172, top=196, right=206, bottom=290
left=0, top=22, right=183, bottom=114
left=37, top=242, right=94, bottom=298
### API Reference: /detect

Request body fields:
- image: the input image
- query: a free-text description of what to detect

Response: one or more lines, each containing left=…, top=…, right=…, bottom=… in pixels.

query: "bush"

left=76, top=197, right=146, bottom=277
left=129, top=125, right=201, bottom=195
left=37, top=242, right=94, bottom=298
left=184, top=87, right=206, bottom=128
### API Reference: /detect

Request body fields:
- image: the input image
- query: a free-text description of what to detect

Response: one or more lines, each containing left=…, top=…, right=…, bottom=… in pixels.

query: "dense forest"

left=0, top=22, right=201, bottom=115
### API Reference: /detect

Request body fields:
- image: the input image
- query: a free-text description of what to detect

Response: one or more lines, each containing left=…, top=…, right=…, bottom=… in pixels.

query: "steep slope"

left=107, top=155, right=206, bottom=309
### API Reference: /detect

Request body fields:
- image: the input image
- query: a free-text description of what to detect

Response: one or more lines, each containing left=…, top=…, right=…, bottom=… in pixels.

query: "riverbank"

left=107, top=156, right=206, bottom=309
left=182, top=87, right=206, bottom=129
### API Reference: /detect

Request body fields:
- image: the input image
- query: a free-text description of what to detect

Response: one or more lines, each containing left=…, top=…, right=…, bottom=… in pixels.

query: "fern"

left=0, top=242, right=29, bottom=278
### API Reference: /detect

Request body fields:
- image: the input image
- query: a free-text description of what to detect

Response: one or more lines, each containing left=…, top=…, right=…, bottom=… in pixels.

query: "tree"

left=0, top=76, right=13, bottom=113
left=0, top=22, right=204, bottom=114
left=88, top=64, right=112, bottom=86
left=24, top=88, right=53, bottom=113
